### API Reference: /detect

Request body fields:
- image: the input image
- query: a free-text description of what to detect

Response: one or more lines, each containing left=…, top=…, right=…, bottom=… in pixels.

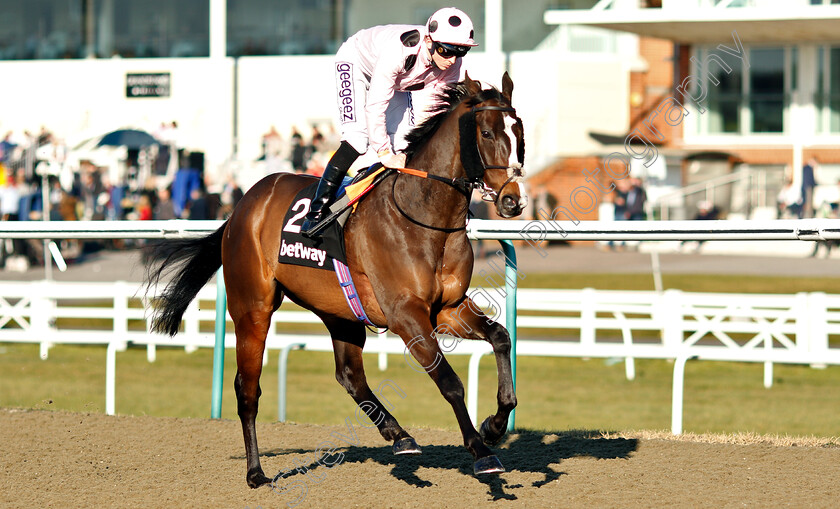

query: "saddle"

left=277, top=165, right=389, bottom=325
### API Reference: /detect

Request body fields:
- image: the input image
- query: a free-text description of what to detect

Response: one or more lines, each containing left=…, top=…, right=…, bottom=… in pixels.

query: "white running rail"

left=2, top=281, right=839, bottom=434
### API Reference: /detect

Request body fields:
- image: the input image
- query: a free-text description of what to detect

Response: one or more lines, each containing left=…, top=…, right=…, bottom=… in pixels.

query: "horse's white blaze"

left=503, top=114, right=528, bottom=209
left=504, top=115, right=519, bottom=169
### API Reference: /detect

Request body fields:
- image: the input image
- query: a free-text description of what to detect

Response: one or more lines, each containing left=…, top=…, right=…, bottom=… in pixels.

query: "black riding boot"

left=301, top=163, right=347, bottom=236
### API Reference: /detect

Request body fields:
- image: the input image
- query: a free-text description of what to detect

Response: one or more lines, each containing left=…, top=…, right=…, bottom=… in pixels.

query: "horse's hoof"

left=393, top=437, right=422, bottom=455
left=474, top=455, right=505, bottom=475
left=479, top=415, right=505, bottom=446
left=246, top=468, right=272, bottom=489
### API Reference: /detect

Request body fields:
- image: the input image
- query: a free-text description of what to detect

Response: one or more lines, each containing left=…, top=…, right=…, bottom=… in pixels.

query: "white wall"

left=0, top=57, right=234, bottom=172
left=0, top=51, right=630, bottom=184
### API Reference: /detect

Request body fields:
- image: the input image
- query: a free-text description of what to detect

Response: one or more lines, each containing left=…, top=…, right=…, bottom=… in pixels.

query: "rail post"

left=499, top=239, right=518, bottom=432
left=211, top=267, right=227, bottom=419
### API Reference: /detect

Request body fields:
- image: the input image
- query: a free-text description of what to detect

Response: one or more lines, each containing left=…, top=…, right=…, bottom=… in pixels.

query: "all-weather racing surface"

left=2, top=408, right=838, bottom=508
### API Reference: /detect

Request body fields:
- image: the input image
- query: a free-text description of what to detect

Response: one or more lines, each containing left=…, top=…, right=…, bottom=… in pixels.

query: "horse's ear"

left=502, top=72, right=514, bottom=100
left=464, top=71, right=482, bottom=95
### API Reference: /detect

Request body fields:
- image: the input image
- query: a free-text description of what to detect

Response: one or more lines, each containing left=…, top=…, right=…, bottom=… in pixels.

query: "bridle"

left=391, top=100, right=525, bottom=232
left=459, top=103, right=525, bottom=207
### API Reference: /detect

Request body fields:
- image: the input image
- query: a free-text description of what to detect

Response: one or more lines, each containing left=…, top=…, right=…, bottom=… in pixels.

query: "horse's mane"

left=402, top=82, right=506, bottom=160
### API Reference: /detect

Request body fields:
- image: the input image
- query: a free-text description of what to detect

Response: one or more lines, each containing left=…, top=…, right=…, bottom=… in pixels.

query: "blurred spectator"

left=290, top=129, right=311, bottom=173
left=218, top=174, right=243, bottom=219
left=607, top=179, right=630, bottom=251
left=306, top=130, right=328, bottom=177
left=153, top=187, right=177, bottom=220
left=262, top=125, right=284, bottom=159
left=135, top=194, right=153, bottom=220
left=79, top=163, right=105, bottom=220
left=777, top=176, right=802, bottom=219
left=1, top=167, right=21, bottom=221
left=261, top=125, right=288, bottom=173
left=171, top=163, right=202, bottom=218
left=0, top=132, right=16, bottom=163
left=625, top=177, right=647, bottom=221
left=800, top=156, right=818, bottom=218
left=185, top=186, right=210, bottom=220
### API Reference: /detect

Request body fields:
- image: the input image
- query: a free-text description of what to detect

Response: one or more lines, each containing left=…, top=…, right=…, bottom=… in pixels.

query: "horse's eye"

left=481, top=130, right=492, bottom=139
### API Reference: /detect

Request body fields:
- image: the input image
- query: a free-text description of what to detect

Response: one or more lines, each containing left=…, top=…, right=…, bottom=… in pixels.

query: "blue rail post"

left=211, top=267, right=227, bottom=419
left=499, top=240, right=518, bottom=432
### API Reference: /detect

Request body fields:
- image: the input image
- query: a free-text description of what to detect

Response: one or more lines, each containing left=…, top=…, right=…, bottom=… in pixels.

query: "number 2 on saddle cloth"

left=277, top=165, right=390, bottom=326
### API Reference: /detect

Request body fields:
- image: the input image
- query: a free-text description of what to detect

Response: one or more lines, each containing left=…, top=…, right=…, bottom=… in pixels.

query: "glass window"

left=816, top=46, right=840, bottom=133
left=0, top=0, right=85, bottom=60
left=749, top=48, right=785, bottom=133
left=704, top=48, right=742, bottom=134
left=698, top=45, right=790, bottom=135
left=103, top=0, right=209, bottom=58
left=227, top=0, right=341, bottom=56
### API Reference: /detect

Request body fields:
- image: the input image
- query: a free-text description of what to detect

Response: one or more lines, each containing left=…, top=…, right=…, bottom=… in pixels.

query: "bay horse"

left=144, top=72, right=526, bottom=488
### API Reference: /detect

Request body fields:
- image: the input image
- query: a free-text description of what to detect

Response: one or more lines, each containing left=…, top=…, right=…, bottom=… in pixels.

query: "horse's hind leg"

left=322, top=317, right=420, bottom=454
left=389, top=298, right=503, bottom=474
left=437, top=297, right=517, bottom=447
left=228, top=276, right=283, bottom=488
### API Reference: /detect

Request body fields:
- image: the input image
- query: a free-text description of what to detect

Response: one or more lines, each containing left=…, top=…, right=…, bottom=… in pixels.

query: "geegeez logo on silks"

left=279, top=239, right=327, bottom=267
left=336, top=62, right=355, bottom=123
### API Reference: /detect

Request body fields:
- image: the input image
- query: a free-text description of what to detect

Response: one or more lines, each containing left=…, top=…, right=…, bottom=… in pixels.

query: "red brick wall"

left=529, top=156, right=611, bottom=220
left=629, top=38, right=680, bottom=147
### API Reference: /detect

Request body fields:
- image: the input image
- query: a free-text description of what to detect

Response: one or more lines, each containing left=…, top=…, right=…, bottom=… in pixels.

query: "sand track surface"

left=1, top=409, right=838, bottom=508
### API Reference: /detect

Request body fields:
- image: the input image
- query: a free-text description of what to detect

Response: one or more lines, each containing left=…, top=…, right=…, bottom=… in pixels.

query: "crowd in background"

left=0, top=120, right=349, bottom=269
left=0, top=123, right=247, bottom=269
left=260, top=124, right=341, bottom=176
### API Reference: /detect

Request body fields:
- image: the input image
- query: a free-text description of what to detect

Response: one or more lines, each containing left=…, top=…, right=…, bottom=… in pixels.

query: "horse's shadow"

left=242, top=430, right=638, bottom=501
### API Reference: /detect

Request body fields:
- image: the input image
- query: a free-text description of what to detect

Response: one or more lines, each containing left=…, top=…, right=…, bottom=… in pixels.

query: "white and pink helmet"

left=426, top=7, right=478, bottom=47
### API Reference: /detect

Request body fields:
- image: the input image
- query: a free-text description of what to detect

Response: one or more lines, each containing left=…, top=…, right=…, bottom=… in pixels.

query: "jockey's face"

left=425, top=37, right=458, bottom=71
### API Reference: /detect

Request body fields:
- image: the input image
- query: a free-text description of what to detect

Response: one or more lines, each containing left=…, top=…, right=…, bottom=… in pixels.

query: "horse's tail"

left=143, top=221, right=227, bottom=336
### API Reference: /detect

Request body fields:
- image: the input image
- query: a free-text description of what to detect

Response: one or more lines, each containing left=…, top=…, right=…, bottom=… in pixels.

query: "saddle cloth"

left=277, top=166, right=387, bottom=326
left=277, top=165, right=386, bottom=270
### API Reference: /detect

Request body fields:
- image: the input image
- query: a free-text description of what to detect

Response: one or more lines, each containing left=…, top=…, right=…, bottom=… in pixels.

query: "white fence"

left=2, top=280, right=839, bottom=433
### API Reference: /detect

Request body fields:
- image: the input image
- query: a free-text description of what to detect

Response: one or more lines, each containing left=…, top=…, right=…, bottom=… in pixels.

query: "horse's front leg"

left=323, top=317, right=420, bottom=455
left=390, top=297, right=504, bottom=474
left=437, top=298, right=517, bottom=447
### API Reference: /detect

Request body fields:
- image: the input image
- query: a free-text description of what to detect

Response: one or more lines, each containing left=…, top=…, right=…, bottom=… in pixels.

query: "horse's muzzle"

left=498, top=194, right=523, bottom=218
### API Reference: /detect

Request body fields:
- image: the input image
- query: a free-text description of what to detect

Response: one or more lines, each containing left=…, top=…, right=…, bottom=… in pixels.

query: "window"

left=816, top=46, right=840, bottom=133
left=227, top=0, right=341, bottom=56
left=749, top=48, right=785, bottom=133
left=701, top=47, right=742, bottom=134
left=696, top=46, right=789, bottom=135
left=0, top=0, right=85, bottom=59
left=106, top=0, right=209, bottom=58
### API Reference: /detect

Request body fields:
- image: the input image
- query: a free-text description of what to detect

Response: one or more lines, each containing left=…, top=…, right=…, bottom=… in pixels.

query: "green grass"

left=3, top=273, right=840, bottom=437
left=2, top=342, right=839, bottom=438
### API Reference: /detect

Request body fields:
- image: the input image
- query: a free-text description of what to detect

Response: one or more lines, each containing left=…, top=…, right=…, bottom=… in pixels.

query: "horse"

left=144, top=71, right=526, bottom=488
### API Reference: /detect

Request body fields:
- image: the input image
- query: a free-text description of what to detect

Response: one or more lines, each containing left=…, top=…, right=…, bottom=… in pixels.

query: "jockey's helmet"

left=426, top=7, right=478, bottom=48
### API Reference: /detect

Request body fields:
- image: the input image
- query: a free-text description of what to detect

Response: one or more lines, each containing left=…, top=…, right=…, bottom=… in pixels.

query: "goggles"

left=433, top=41, right=470, bottom=58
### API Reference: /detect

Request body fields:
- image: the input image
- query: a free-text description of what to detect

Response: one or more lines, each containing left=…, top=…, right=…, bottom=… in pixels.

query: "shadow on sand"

left=245, top=429, right=638, bottom=501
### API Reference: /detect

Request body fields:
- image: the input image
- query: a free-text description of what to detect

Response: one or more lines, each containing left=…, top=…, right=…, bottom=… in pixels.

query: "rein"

left=391, top=169, right=470, bottom=233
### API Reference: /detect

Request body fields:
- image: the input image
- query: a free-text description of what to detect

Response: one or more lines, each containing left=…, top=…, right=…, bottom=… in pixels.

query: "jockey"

left=301, top=7, right=478, bottom=236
